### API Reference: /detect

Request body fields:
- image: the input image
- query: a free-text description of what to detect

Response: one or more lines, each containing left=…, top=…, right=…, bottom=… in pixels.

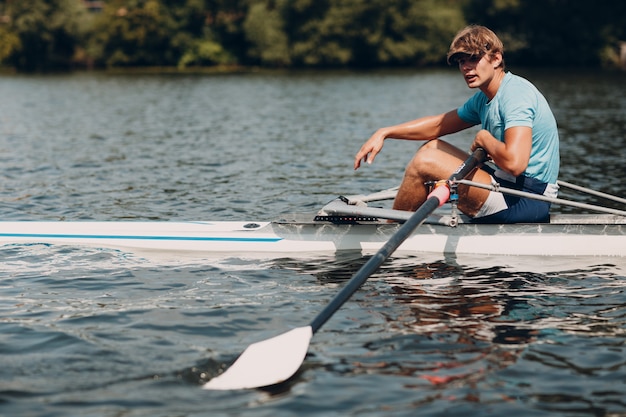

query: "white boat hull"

left=1, top=213, right=624, bottom=257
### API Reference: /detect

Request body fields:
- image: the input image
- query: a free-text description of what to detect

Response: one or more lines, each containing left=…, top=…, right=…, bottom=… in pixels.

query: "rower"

left=354, top=25, right=560, bottom=224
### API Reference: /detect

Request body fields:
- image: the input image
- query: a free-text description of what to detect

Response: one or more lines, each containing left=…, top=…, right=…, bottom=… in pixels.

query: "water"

left=1, top=69, right=625, bottom=417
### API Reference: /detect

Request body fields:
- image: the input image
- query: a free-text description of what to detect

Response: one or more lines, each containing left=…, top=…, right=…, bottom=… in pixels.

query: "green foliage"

left=0, top=0, right=87, bottom=71
left=0, top=26, right=21, bottom=63
left=177, top=37, right=235, bottom=68
left=463, top=0, right=626, bottom=67
left=0, top=0, right=624, bottom=71
left=243, top=1, right=290, bottom=66
left=91, top=0, right=179, bottom=67
left=281, top=0, right=465, bottom=68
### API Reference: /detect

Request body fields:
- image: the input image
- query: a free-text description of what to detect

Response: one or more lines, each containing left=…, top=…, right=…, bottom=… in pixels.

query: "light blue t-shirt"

left=457, top=72, right=560, bottom=184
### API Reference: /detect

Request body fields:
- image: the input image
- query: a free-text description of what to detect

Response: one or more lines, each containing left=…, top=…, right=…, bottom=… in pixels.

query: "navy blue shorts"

left=471, top=167, right=551, bottom=224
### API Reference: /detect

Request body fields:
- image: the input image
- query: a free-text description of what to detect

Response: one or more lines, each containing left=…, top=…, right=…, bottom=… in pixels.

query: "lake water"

left=1, top=68, right=625, bottom=417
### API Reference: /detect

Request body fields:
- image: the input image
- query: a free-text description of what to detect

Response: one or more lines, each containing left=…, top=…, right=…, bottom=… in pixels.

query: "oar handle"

left=452, top=147, right=486, bottom=181
left=309, top=148, right=486, bottom=334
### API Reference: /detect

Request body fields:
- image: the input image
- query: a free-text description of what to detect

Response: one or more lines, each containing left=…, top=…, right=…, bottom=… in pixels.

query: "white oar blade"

left=203, top=326, right=313, bottom=390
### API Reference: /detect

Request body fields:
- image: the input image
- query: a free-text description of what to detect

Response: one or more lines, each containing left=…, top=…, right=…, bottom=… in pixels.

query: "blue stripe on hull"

left=0, top=233, right=283, bottom=243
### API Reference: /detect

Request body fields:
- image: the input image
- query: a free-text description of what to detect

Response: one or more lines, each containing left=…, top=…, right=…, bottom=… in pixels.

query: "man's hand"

left=472, top=127, right=531, bottom=177
left=354, top=130, right=386, bottom=170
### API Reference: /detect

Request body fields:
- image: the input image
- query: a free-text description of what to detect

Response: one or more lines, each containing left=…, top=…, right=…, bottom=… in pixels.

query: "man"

left=354, top=25, right=559, bottom=223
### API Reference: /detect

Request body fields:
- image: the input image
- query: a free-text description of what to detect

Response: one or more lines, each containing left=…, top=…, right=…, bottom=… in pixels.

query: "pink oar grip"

left=427, top=185, right=450, bottom=207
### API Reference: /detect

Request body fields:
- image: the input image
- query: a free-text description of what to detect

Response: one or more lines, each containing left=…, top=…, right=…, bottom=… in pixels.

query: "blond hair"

left=447, top=25, right=505, bottom=69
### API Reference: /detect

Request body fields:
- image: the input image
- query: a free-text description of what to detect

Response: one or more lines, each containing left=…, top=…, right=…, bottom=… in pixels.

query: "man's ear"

left=492, top=52, right=503, bottom=68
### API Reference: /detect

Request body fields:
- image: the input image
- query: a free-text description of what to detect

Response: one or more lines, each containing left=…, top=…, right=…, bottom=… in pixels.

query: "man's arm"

left=471, top=126, right=532, bottom=176
left=354, top=110, right=474, bottom=170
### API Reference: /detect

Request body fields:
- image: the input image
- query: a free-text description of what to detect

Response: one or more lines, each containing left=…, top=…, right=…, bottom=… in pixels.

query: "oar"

left=203, top=148, right=487, bottom=390
left=455, top=179, right=626, bottom=216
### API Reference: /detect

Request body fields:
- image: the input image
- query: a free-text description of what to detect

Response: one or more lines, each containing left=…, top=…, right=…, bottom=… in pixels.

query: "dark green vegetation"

left=0, top=0, right=624, bottom=72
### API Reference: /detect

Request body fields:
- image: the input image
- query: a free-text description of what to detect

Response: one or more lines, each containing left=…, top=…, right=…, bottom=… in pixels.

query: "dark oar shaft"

left=310, top=197, right=439, bottom=333
left=310, top=148, right=486, bottom=334
left=203, top=148, right=485, bottom=390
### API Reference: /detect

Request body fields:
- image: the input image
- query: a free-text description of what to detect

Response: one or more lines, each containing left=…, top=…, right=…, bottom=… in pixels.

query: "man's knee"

left=410, top=146, right=442, bottom=173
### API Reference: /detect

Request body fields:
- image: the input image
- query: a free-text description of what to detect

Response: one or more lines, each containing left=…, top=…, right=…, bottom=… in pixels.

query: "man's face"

left=457, top=53, right=499, bottom=89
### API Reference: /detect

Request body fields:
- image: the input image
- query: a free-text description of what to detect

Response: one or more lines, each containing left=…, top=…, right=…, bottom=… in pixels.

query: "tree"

left=281, top=0, right=465, bottom=68
left=1, top=0, right=87, bottom=71
left=2, top=0, right=622, bottom=71
left=243, top=0, right=290, bottom=66
left=463, top=0, right=626, bottom=67
left=90, top=0, right=180, bottom=67
left=0, top=25, right=21, bottom=65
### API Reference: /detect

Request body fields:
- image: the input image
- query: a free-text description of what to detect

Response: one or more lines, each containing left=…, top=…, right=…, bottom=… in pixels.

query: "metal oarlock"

left=425, top=179, right=459, bottom=227
left=447, top=179, right=459, bottom=227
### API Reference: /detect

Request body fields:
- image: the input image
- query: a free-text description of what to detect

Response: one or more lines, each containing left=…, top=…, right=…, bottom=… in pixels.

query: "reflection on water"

left=2, top=242, right=625, bottom=416
left=268, top=253, right=625, bottom=415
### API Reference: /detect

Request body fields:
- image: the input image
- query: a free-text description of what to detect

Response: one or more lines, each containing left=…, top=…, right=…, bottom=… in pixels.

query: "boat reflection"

left=264, top=251, right=624, bottom=397
left=272, top=253, right=539, bottom=387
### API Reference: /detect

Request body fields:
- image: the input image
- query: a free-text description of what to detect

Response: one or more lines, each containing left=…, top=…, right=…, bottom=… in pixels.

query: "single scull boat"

left=1, top=180, right=624, bottom=257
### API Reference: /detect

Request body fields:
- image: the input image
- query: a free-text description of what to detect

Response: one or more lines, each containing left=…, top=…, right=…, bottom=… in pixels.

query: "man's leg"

left=392, top=139, right=492, bottom=216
